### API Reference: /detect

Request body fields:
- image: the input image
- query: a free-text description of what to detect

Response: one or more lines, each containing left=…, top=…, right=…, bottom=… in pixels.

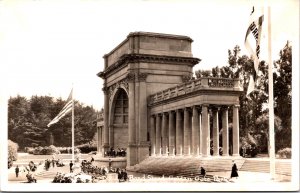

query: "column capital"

left=220, top=105, right=229, bottom=111
left=102, top=87, right=109, bottom=95
left=156, top=113, right=162, bottom=118
left=201, top=103, right=209, bottom=108
left=162, top=111, right=169, bottom=116
left=176, top=109, right=183, bottom=113
left=192, top=105, right=201, bottom=110
left=137, top=73, right=148, bottom=82
left=127, top=72, right=136, bottom=82
left=169, top=110, right=176, bottom=114
left=233, top=104, right=240, bottom=108
left=150, top=114, right=156, bottom=118
left=211, top=105, right=221, bottom=112
left=184, top=107, right=192, bottom=112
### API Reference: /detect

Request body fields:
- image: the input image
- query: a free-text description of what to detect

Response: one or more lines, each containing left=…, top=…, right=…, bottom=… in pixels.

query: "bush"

left=8, top=159, right=13, bottom=169
left=8, top=140, right=18, bottom=161
left=48, top=145, right=61, bottom=154
left=32, top=145, right=60, bottom=155
left=33, top=146, right=43, bottom=155
left=277, top=148, right=292, bottom=159
left=57, top=147, right=71, bottom=154
left=8, top=140, right=18, bottom=169
left=76, top=143, right=97, bottom=154
left=25, top=147, right=35, bottom=154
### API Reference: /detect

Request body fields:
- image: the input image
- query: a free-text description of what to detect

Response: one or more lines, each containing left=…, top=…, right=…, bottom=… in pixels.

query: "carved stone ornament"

left=182, top=75, right=192, bottom=83
left=102, top=87, right=109, bottom=95
left=138, top=73, right=148, bottom=82
left=127, top=72, right=135, bottom=82
left=107, top=79, right=129, bottom=101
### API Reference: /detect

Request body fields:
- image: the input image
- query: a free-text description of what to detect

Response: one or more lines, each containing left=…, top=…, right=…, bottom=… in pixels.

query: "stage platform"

left=93, top=155, right=127, bottom=169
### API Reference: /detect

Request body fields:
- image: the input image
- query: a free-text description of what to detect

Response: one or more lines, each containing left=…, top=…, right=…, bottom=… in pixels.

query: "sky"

left=0, top=0, right=298, bottom=111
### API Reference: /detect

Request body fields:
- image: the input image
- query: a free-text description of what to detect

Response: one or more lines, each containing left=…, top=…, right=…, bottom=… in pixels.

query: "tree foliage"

left=273, top=42, right=292, bottom=150
left=8, top=95, right=97, bottom=150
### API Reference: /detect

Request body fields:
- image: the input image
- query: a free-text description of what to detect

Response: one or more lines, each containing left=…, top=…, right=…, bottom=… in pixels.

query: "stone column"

left=199, top=112, right=202, bottom=156
left=183, top=108, right=191, bottom=155
left=192, top=106, right=200, bottom=156
left=222, top=107, right=229, bottom=156
left=162, top=113, right=169, bottom=155
left=232, top=105, right=240, bottom=157
left=208, top=109, right=211, bottom=155
left=102, top=87, right=109, bottom=153
left=150, top=115, right=156, bottom=156
left=176, top=109, right=183, bottom=156
left=109, top=125, right=114, bottom=148
left=201, top=104, right=209, bottom=157
left=212, top=108, right=219, bottom=156
left=138, top=73, right=149, bottom=162
left=127, top=72, right=136, bottom=166
left=155, top=114, right=162, bottom=156
left=168, top=111, right=175, bottom=156
left=97, top=127, right=102, bottom=155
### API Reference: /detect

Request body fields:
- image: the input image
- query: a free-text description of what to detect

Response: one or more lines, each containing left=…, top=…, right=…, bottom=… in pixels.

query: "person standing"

left=69, top=161, right=73, bottom=173
left=15, top=165, right=20, bottom=178
left=200, top=166, right=206, bottom=178
left=230, top=161, right=239, bottom=179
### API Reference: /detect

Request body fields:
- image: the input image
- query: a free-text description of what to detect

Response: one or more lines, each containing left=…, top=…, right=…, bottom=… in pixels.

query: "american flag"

left=47, top=89, right=73, bottom=127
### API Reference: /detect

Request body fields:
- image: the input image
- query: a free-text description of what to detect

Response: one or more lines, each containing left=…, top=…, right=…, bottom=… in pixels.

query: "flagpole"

left=268, top=6, right=276, bottom=180
left=72, top=85, right=75, bottom=162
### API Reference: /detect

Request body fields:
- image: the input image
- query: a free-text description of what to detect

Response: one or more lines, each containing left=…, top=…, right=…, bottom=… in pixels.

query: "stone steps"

left=134, top=156, right=244, bottom=181
left=35, top=170, right=57, bottom=179
left=240, top=159, right=291, bottom=175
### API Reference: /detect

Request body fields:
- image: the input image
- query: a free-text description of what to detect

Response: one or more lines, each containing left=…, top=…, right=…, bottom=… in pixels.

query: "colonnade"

left=150, top=105, right=240, bottom=157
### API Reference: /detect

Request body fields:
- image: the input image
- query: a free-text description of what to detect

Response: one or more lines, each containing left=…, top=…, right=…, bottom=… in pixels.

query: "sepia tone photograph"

left=0, top=0, right=299, bottom=191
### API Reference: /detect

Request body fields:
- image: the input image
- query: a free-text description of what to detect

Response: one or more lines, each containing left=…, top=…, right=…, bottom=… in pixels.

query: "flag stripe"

left=47, top=89, right=73, bottom=127
left=50, top=104, right=72, bottom=123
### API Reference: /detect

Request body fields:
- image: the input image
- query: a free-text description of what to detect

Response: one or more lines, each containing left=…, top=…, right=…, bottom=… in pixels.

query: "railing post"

left=201, top=78, right=209, bottom=88
left=233, top=79, right=240, bottom=89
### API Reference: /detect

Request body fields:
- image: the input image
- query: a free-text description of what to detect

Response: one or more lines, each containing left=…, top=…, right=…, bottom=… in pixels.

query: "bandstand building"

left=97, top=32, right=243, bottom=168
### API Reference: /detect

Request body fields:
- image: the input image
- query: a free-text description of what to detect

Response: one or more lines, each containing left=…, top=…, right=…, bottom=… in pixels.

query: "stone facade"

left=98, top=32, right=242, bottom=167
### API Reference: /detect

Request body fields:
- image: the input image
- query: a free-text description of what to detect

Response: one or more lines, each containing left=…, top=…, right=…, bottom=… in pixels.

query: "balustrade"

left=149, top=77, right=240, bottom=105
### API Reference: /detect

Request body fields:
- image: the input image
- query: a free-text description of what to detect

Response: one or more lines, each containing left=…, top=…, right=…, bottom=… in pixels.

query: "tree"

left=195, top=69, right=212, bottom=78
left=8, top=95, right=98, bottom=149
left=273, top=41, right=292, bottom=150
left=255, top=112, right=282, bottom=153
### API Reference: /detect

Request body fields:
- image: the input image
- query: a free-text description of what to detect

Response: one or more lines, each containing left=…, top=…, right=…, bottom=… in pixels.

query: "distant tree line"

left=195, top=42, right=292, bottom=153
left=8, top=95, right=97, bottom=150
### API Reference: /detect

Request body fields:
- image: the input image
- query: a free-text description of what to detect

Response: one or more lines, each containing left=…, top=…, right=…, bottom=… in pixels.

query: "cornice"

left=127, top=31, right=193, bottom=42
left=97, top=54, right=200, bottom=79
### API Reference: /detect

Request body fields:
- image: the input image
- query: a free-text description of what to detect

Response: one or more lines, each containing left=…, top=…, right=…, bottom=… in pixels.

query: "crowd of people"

left=104, top=147, right=126, bottom=157
left=14, top=162, right=38, bottom=183
left=52, top=158, right=129, bottom=183
left=81, top=159, right=128, bottom=182
left=45, top=158, right=65, bottom=171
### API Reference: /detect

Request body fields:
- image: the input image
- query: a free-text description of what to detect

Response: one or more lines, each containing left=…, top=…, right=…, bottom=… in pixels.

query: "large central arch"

left=109, top=88, right=129, bottom=150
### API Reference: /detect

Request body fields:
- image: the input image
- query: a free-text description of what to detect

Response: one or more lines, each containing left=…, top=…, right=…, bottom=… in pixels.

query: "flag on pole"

left=47, top=89, right=73, bottom=127
left=245, top=6, right=264, bottom=95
